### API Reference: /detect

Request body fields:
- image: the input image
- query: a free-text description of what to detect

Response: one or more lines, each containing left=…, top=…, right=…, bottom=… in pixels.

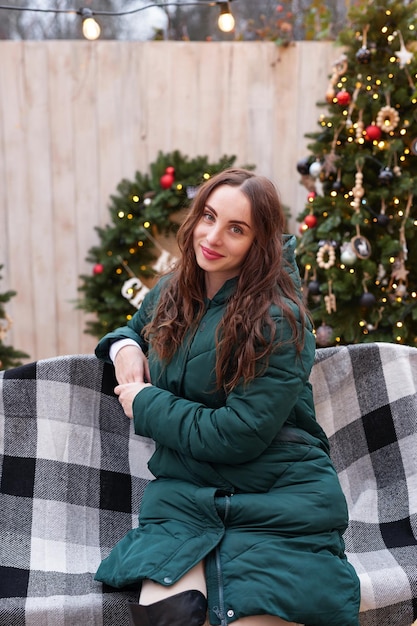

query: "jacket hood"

left=282, top=234, right=301, bottom=286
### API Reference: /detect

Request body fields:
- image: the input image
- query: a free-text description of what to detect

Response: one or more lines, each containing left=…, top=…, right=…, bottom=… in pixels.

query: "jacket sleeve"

left=132, top=320, right=316, bottom=465
left=94, top=283, right=161, bottom=362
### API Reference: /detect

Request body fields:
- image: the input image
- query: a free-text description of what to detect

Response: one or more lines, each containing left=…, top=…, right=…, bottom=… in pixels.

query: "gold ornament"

left=352, top=168, right=364, bottom=211
left=324, top=281, right=337, bottom=314
left=326, top=54, right=348, bottom=103
left=316, top=243, right=336, bottom=269
left=0, top=313, right=13, bottom=342
left=376, top=105, right=400, bottom=133
left=351, top=234, right=372, bottom=259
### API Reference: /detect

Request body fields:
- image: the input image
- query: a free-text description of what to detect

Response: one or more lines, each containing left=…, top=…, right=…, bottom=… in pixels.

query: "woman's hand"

left=113, top=344, right=151, bottom=385
left=114, top=381, right=152, bottom=419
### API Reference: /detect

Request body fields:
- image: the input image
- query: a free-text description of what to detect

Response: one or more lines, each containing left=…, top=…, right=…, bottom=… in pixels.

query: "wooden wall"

left=0, top=40, right=338, bottom=363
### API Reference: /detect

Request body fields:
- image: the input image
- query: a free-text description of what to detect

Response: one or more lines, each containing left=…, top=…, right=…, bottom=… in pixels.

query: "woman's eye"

left=231, top=225, right=243, bottom=234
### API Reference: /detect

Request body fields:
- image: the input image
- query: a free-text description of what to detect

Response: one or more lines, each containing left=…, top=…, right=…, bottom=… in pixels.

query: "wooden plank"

left=96, top=41, right=127, bottom=225
left=165, top=42, right=202, bottom=155
left=292, top=41, right=339, bottom=233
left=274, top=43, right=306, bottom=234
left=118, top=42, right=145, bottom=180
left=71, top=42, right=102, bottom=354
left=47, top=41, right=81, bottom=357
left=0, top=45, right=9, bottom=285
left=191, top=43, right=224, bottom=160
left=140, top=42, right=176, bottom=163
left=24, top=42, right=58, bottom=359
left=218, top=42, right=252, bottom=164
left=0, top=43, right=36, bottom=360
left=246, top=42, right=277, bottom=176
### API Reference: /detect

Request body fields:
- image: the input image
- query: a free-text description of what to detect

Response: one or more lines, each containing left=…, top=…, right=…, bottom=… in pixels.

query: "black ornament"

left=356, top=46, right=371, bottom=64
left=360, top=292, right=376, bottom=308
left=332, top=179, right=343, bottom=192
left=378, top=167, right=393, bottom=185
left=296, top=157, right=311, bottom=176
left=307, top=280, right=320, bottom=295
left=377, top=214, right=390, bottom=227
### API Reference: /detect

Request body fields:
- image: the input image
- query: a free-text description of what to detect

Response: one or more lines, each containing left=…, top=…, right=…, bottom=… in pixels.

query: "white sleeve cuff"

left=109, top=338, right=141, bottom=363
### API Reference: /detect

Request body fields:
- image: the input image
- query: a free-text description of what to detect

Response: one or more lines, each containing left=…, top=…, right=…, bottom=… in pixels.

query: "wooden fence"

left=0, top=40, right=338, bottom=363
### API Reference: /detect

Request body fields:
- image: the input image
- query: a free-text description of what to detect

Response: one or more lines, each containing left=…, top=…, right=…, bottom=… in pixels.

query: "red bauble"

left=160, top=173, right=174, bottom=189
left=336, top=90, right=351, bottom=106
left=93, top=263, right=104, bottom=275
left=304, top=214, right=318, bottom=228
left=365, top=124, right=382, bottom=142
left=165, top=166, right=175, bottom=175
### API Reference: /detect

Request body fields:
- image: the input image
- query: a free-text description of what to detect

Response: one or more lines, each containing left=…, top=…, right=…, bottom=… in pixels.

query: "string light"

left=0, top=1, right=237, bottom=39
left=79, top=8, right=100, bottom=40
left=217, top=1, right=235, bottom=33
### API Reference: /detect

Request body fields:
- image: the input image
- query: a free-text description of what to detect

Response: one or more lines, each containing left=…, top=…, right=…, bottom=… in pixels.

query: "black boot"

left=127, top=589, right=207, bottom=626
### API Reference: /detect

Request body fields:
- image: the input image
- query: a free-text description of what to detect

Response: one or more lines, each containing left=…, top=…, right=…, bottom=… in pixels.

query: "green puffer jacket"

left=95, top=236, right=360, bottom=626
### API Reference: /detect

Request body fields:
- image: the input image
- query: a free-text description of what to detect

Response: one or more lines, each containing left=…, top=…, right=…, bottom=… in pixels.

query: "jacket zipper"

left=213, top=495, right=232, bottom=626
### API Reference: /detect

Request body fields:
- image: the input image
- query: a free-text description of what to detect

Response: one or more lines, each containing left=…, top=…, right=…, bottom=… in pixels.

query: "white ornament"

left=395, top=32, right=413, bottom=69
left=395, top=283, right=407, bottom=297
left=314, top=179, right=324, bottom=196
left=377, top=264, right=386, bottom=281
left=186, top=185, right=199, bottom=199
left=309, top=161, right=322, bottom=178
left=340, top=245, right=357, bottom=265
left=121, top=277, right=150, bottom=309
left=152, top=249, right=178, bottom=274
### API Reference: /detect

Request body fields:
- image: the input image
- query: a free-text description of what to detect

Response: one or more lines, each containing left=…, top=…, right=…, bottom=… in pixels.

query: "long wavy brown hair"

left=143, top=168, right=310, bottom=393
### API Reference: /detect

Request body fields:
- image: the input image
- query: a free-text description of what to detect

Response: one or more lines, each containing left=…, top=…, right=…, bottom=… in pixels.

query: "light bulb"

left=218, top=4, right=235, bottom=33
left=82, top=16, right=101, bottom=40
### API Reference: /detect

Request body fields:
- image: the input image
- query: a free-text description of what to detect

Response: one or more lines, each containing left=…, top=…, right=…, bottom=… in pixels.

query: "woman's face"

left=193, top=184, right=255, bottom=296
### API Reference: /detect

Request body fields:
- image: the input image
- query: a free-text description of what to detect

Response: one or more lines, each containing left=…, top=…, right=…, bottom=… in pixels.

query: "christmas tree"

left=0, top=266, right=29, bottom=370
left=296, top=0, right=417, bottom=347
left=78, top=150, right=247, bottom=337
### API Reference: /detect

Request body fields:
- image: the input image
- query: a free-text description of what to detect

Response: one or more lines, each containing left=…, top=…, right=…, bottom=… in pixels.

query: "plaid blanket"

left=311, top=342, right=417, bottom=626
left=0, top=354, right=155, bottom=625
left=1, top=344, right=417, bottom=625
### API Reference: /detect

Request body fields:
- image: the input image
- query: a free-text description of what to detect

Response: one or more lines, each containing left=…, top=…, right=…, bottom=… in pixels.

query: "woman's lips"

left=200, top=245, right=224, bottom=260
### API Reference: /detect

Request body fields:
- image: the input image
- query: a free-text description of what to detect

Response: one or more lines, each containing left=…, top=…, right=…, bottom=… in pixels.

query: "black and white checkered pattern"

left=0, top=355, right=155, bottom=625
left=1, top=344, right=417, bottom=625
left=311, top=342, right=417, bottom=626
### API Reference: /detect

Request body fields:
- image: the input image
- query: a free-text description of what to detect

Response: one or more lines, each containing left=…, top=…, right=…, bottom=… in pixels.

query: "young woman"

left=94, top=168, right=360, bottom=626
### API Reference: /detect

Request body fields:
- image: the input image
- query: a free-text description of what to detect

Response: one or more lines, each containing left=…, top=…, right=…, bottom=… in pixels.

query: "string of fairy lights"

left=0, top=1, right=236, bottom=39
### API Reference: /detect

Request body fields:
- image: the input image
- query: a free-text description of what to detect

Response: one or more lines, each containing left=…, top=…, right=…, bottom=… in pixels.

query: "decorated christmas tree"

left=0, top=266, right=29, bottom=370
left=296, top=0, right=417, bottom=347
left=78, top=150, right=247, bottom=337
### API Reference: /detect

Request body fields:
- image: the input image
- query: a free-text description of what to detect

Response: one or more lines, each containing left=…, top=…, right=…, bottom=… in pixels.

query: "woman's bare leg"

left=232, top=618, right=301, bottom=626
